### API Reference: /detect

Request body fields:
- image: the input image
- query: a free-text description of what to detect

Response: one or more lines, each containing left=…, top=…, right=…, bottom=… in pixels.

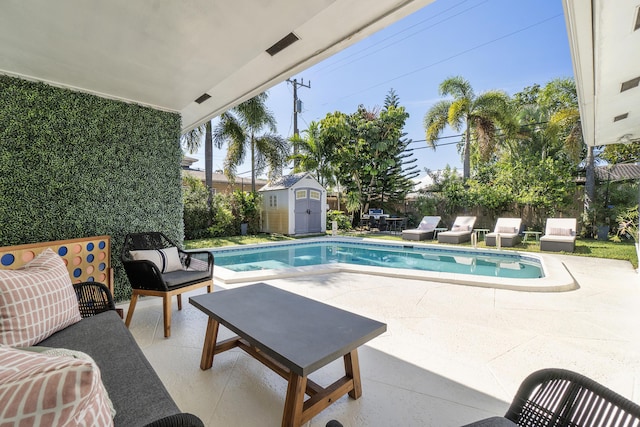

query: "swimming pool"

left=207, top=237, right=577, bottom=291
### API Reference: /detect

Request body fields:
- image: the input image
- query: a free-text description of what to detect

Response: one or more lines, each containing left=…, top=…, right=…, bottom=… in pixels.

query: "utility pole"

left=287, top=78, right=311, bottom=168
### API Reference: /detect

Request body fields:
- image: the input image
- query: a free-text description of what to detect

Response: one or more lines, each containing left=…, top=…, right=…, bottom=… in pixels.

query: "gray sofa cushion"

left=37, top=311, right=180, bottom=427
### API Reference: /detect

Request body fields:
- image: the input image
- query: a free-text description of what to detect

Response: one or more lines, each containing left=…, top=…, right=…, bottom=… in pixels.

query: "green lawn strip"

left=185, top=232, right=638, bottom=269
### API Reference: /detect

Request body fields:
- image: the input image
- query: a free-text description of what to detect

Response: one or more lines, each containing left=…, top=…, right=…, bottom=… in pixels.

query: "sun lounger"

left=485, top=218, right=522, bottom=247
left=540, top=218, right=577, bottom=252
left=402, top=216, right=441, bottom=241
left=437, top=216, right=476, bottom=244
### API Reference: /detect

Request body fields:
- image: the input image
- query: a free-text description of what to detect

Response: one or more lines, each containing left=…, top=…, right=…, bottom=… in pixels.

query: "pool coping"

left=205, top=236, right=578, bottom=292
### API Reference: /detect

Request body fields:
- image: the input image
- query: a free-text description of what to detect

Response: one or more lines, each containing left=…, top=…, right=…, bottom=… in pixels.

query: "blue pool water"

left=211, top=240, right=543, bottom=279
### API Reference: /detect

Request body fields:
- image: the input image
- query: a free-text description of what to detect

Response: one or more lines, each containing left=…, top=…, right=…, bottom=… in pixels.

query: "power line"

left=327, top=13, right=563, bottom=104
left=316, top=0, right=488, bottom=76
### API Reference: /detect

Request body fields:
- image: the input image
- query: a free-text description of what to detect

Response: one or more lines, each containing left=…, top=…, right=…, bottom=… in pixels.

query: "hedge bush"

left=0, top=76, right=183, bottom=301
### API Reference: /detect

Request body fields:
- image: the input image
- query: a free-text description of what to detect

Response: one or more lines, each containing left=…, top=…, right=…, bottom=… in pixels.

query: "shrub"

left=327, top=210, right=352, bottom=230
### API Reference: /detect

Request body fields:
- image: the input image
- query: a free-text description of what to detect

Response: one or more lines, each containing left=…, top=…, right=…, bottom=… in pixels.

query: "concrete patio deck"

left=119, top=254, right=640, bottom=427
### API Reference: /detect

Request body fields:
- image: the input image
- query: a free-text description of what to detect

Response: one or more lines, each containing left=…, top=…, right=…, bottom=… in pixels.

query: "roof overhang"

left=0, top=0, right=434, bottom=133
left=563, top=0, right=640, bottom=146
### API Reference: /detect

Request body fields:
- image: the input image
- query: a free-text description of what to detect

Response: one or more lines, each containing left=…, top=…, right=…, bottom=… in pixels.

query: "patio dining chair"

left=462, top=368, right=640, bottom=426
left=121, top=232, right=213, bottom=337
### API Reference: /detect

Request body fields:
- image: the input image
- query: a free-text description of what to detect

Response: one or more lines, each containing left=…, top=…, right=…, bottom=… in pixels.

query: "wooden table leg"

left=200, top=317, right=220, bottom=370
left=344, top=349, right=362, bottom=399
left=282, top=371, right=307, bottom=427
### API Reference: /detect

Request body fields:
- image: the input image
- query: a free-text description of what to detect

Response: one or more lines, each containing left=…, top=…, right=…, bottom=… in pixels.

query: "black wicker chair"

left=121, top=232, right=213, bottom=337
left=462, top=368, right=640, bottom=426
left=73, top=281, right=116, bottom=318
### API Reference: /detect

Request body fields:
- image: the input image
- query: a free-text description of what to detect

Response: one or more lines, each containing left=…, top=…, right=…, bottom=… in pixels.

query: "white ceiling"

left=563, top=0, right=640, bottom=146
left=0, top=0, right=434, bottom=133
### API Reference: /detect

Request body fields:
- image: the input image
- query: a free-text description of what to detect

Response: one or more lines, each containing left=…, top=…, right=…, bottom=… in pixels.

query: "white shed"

left=259, top=172, right=327, bottom=235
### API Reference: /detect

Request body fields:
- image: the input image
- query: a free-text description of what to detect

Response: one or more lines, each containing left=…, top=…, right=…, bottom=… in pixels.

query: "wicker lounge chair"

left=121, top=232, right=214, bottom=337
left=485, top=218, right=522, bottom=247
left=438, top=216, right=476, bottom=244
left=402, top=216, right=441, bottom=241
left=540, top=218, right=577, bottom=252
left=462, top=368, right=640, bottom=426
left=327, top=368, right=640, bottom=427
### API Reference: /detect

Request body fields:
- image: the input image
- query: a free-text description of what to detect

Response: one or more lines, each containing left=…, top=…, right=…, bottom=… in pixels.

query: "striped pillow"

left=129, top=247, right=183, bottom=273
left=0, top=248, right=81, bottom=347
left=0, top=345, right=114, bottom=426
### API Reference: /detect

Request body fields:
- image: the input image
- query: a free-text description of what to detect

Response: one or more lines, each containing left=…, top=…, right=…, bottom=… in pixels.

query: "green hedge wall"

left=0, top=75, right=184, bottom=301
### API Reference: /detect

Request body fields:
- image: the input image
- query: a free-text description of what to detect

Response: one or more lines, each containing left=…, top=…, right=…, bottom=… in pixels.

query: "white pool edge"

left=206, top=236, right=577, bottom=292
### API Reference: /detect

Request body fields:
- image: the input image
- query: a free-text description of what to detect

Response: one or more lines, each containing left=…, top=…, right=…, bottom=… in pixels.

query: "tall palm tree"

left=181, top=121, right=218, bottom=192
left=213, top=93, right=289, bottom=192
left=423, top=76, right=512, bottom=179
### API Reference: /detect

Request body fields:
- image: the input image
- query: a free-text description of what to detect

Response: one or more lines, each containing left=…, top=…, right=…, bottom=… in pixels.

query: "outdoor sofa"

left=540, top=217, right=577, bottom=252
left=437, top=216, right=476, bottom=244
left=402, top=215, right=441, bottom=241
left=0, top=246, right=203, bottom=427
left=485, top=218, right=522, bottom=247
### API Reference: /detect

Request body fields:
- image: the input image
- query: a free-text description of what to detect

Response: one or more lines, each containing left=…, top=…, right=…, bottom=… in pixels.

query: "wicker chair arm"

left=181, top=250, right=214, bottom=272
left=505, top=368, right=640, bottom=425
left=143, top=413, right=204, bottom=427
left=73, top=282, right=116, bottom=318
left=121, top=259, right=169, bottom=291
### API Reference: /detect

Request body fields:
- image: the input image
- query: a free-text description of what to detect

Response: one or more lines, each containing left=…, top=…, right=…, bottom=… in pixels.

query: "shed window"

left=296, top=190, right=307, bottom=199
left=269, top=195, right=277, bottom=208
left=309, top=190, right=320, bottom=200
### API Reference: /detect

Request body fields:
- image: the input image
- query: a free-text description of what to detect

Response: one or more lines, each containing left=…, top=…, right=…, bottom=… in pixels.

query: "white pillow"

left=129, top=247, right=183, bottom=273
left=0, top=248, right=81, bottom=347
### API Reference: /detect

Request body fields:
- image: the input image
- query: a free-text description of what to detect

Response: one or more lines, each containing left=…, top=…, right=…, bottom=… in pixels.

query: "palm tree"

left=290, top=121, right=336, bottom=188
left=181, top=121, right=218, bottom=193
left=213, top=93, right=289, bottom=192
left=423, top=76, right=512, bottom=179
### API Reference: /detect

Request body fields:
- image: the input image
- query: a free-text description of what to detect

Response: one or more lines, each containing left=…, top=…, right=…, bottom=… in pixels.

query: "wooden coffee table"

left=189, top=283, right=386, bottom=427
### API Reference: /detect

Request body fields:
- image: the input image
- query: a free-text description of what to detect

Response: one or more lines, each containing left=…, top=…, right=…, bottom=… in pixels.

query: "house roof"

left=594, top=164, right=640, bottom=182
left=563, top=0, right=640, bottom=146
left=182, top=169, right=267, bottom=187
left=259, top=172, right=317, bottom=191
left=0, top=0, right=434, bottom=133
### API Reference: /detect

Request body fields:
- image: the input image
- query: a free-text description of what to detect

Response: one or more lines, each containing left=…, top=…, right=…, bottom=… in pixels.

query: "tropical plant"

left=423, top=76, right=513, bottom=179
left=617, top=205, right=638, bottom=243
left=181, top=121, right=219, bottom=208
left=290, top=121, right=336, bottom=187
left=213, top=92, right=290, bottom=192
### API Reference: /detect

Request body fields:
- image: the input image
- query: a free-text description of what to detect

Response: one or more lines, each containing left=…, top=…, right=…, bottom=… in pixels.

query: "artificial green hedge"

left=0, top=75, right=184, bottom=301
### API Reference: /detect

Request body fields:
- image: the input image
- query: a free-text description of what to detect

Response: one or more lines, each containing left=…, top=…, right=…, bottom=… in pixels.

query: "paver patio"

left=120, top=254, right=640, bottom=426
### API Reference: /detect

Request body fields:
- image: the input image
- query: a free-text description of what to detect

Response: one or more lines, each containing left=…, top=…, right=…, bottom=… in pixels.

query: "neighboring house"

left=259, top=172, right=327, bottom=235
left=181, top=156, right=267, bottom=194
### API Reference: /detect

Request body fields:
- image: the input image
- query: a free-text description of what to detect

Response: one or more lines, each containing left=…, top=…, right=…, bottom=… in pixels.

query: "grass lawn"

left=185, top=232, right=638, bottom=269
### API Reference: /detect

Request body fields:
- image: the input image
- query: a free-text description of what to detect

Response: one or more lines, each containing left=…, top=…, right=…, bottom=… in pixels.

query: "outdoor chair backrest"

left=417, top=216, right=441, bottom=231
left=451, top=216, right=476, bottom=232
left=544, top=218, right=577, bottom=236
left=493, top=218, right=522, bottom=234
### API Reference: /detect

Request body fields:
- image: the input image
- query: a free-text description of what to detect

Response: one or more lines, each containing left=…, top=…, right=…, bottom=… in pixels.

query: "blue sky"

left=188, top=0, right=574, bottom=180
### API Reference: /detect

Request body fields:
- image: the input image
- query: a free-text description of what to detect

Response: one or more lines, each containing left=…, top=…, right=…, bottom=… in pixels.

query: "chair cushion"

left=161, top=269, right=211, bottom=288
left=452, top=225, right=470, bottom=232
left=497, top=226, right=517, bottom=234
left=549, top=227, right=573, bottom=236
left=129, top=247, right=183, bottom=273
left=0, top=248, right=81, bottom=347
left=0, top=345, right=114, bottom=426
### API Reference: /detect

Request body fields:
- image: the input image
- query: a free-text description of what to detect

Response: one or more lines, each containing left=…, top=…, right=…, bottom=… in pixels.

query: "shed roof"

left=259, top=172, right=319, bottom=191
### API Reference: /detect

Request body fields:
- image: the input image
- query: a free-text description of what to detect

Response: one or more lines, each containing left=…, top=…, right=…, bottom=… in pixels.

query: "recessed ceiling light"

left=613, top=113, right=629, bottom=122
left=195, top=93, right=211, bottom=104
left=621, top=77, right=640, bottom=92
left=266, top=32, right=299, bottom=56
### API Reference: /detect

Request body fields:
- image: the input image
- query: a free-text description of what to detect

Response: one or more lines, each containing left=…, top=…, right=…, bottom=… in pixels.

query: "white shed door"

left=294, top=188, right=322, bottom=234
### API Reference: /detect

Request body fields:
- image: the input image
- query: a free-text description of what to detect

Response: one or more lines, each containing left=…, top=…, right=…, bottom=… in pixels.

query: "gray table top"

left=189, top=283, right=387, bottom=376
